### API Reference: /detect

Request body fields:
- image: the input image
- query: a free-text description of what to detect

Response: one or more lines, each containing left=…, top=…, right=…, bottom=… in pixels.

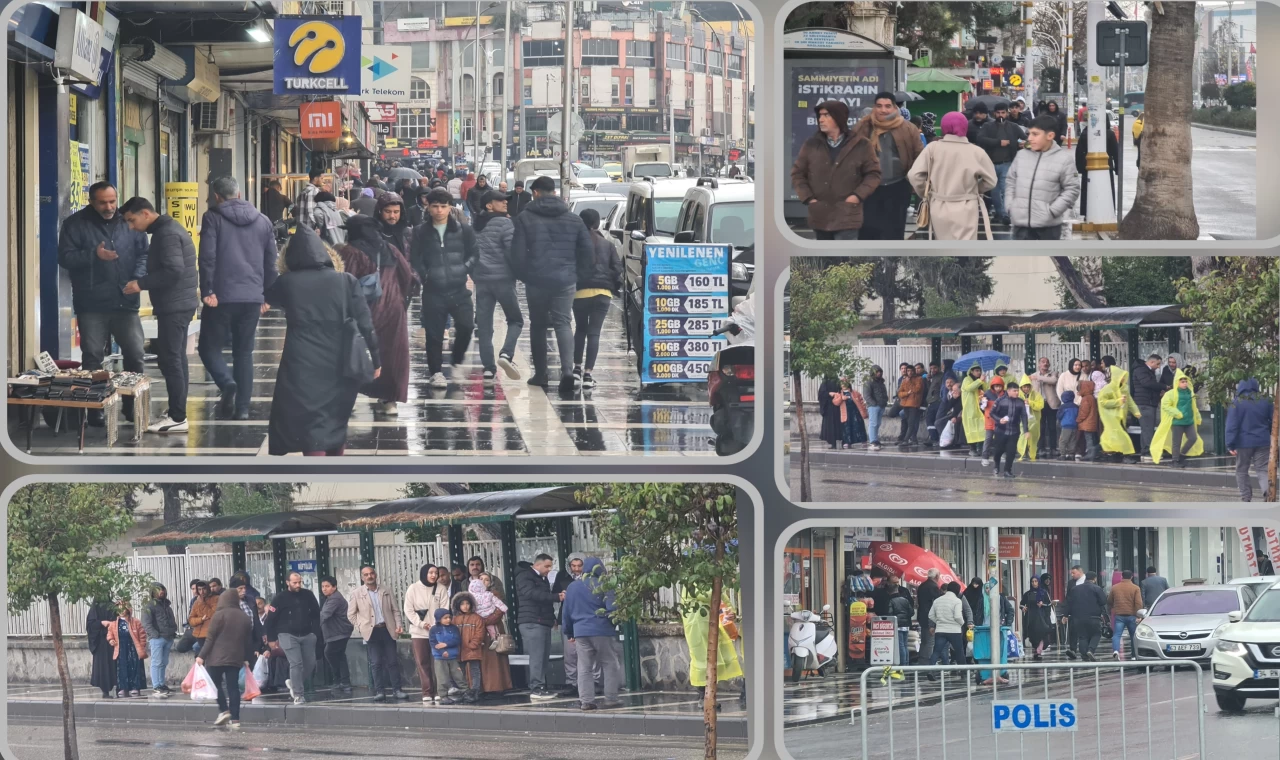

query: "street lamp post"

left=561, top=0, right=574, bottom=199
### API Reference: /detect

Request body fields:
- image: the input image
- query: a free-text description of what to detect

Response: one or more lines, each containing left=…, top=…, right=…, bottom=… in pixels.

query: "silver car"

left=1135, top=584, right=1258, bottom=662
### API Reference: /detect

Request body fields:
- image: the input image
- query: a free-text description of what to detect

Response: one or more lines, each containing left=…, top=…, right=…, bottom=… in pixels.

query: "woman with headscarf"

left=818, top=376, right=845, bottom=449
left=1074, top=114, right=1119, bottom=216
left=88, top=599, right=119, bottom=697
left=105, top=600, right=149, bottom=697
left=374, top=192, right=413, bottom=257
left=265, top=224, right=380, bottom=456
left=907, top=111, right=998, bottom=241
left=1019, top=575, right=1053, bottom=661
left=404, top=564, right=452, bottom=702
left=338, top=215, right=419, bottom=416
left=964, top=578, right=987, bottom=628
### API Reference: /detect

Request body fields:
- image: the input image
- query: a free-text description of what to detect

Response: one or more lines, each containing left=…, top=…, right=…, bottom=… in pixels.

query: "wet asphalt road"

left=16, top=287, right=716, bottom=457
left=791, top=460, right=1240, bottom=503
left=6, top=719, right=748, bottom=760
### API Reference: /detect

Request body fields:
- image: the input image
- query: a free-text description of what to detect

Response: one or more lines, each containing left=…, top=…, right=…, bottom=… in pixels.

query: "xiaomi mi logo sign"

left=299, top=102, right=342, bottom=139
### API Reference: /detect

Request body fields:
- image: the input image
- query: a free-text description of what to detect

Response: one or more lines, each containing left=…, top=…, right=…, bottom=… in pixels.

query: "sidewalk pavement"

left=7, top=683, right=746, bottom=738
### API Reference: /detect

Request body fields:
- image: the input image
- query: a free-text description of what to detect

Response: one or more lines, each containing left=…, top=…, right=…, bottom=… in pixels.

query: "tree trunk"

left=161, top=485, right=186, bottom=556
left=703, top=551, right=724, bottom=760
left=793, top=371, right=812, bottom=502
left=1118, top=2, right=1199, bottom=240
left=49, top=597, right=80, bottom=760
left=1190, top=256, right=1216, bottom=280
left=1050, top=257, right=1124, bottom=343
left=1269, top=378, right=1279, bottom=502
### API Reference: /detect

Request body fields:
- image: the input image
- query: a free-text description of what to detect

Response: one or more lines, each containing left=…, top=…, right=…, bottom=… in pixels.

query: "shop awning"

left=860, top=315, right=1020, bottom=339
left=339, top=486, right=583, bottom=532
left=1010, top=305, right=1188, bottom=332
left=133, top=510, right=348, bottom=547
left=905, top=68, right=974, bottom=95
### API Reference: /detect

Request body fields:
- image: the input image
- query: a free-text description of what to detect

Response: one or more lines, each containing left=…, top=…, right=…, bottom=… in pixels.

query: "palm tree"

left=1118, top=2, right=1199, bottom=240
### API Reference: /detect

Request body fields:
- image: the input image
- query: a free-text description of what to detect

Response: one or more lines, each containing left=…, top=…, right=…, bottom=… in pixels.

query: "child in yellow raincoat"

left=960, top=365, right=988, bottom=455
left=681, top=587, right=743, bottom=702
left=1150, top=369, right=1203, bottom=467
left=1017, top=374, right=1045, bottom=461
left=1097, top=366, right=1141, bottom=459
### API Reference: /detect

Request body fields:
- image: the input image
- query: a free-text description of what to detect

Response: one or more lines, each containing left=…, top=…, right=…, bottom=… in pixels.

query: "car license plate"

left=1254, top=669, right=1280, bottom=678
left=1165, top=644, right=1201, bottom=652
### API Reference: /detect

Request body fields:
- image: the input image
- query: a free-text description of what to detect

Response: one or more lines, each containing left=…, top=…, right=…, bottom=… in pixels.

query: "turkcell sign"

left=273, top=16, right=362, bottom=95
left=641, top=244, right=731, bottom=384
left=992, top=700, right=1078, bottom=732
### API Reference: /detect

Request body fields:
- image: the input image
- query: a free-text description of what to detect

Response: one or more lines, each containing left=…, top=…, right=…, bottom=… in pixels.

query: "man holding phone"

left=56, top=181, right=149, bottom=426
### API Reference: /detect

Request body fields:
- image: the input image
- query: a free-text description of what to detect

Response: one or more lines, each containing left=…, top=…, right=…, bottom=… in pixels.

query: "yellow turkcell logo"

left=289, top=21, right=345, bottom=74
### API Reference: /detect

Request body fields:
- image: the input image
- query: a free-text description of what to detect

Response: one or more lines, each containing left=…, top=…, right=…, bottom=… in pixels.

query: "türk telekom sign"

left=299, top=102, right=342, bottom=140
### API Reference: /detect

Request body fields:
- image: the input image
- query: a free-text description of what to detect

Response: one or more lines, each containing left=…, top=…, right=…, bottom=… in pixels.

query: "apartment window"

left=728, top=54, right=742, bottom=80
left=410, top=42, right=433, bottom=69
left=462, top=74, right=475, bottom=102
left=691, top=47, right=706, bottom=73
left=589, top=114, right=620, bottom=131
left=396, top=107, right=430, bottom=141
left=624, top=76, right=633, bottom=106
left=491, top=41, right=505, bottom=68
left=523, top=82, right=533, bottom=105
left=708, top=50, right=723, bottom=76
left=462, top=44, right=475, bottom=68
left=526, top=112, right=548, bottom=132
left=463, top=116, right=474, bottom=143
left=626, top=40, right=655, bottom=67
left=582, top=38, right=619, bottom=66
left=666, top=42, right=685, bottom=69
left=650, top=72, right=657, bottom=106
left=581, top=75, right=590, bottom=104
left=611, top=76, right=620, bottom=106
left=523, top=40, right=564, bottom=67
left=410, top=77, right=429, bottom=101
left=492, top=73, right=504, bottom=97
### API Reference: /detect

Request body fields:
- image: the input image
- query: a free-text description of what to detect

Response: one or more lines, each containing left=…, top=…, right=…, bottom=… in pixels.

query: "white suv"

left=671, top=177, right=755, bottom=302
left=1212, top=581, right=1280, bottom=711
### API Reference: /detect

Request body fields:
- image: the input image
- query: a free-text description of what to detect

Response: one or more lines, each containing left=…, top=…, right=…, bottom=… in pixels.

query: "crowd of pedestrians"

left=55, top=161, right=624, bottom=455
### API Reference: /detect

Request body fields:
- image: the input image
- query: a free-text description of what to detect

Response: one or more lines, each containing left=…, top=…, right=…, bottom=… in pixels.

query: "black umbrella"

left=965, top=94, right=1013, bottom=114
left=894, top=90, right=925, bottom=103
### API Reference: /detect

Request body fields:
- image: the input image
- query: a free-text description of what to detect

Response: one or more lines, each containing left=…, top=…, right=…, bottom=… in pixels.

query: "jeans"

left=562, top=630, right=577, bottom=684
left=1112, top=614, right=1138, bottom=657
left=154, top=310, right=194, bottom=422
left=526, top=284, right=576, bottom=380
left=462, top=660, right=482, bottom=692
left=1137, top=404, right=1160, bottom=456
left=432, top=658, right=465, bottom=697
left=77, top=310, right=145, bottom=417
left=276, top=632, right=316, bottom=694
left=929, top=631, right=965, bottom=666
left=1172, top=425, right=1199, bottom=463
left=365, top=626, right=402, bottom=693
left=575, top=635, right=622, bottom=704
left=813, top=228, right=859, bottom=241
left=897, top=629, right=911, bottom=665
left=572, top=294, right=613, bottom=370
left=324, top=638, right=351, bottom=687
left=867, top=406, right=884, bottom=444
left=1236, top=446, right=1271, bottom=501
left=207, top=664, right=241, bottom=720
left=474, top=281, right=523, bottom=372
left=421, top=288, right=475, bottom=374
left=148, top=638, right=172, bottom=689
left=519, top=623, right=553, bottom=691
left=1039, top=406, right=1059, bottom=453
left=992, top=162, right=1012, bottom=219
left=858, top=180, right=912, bottom=241
left=198, top=302, right=260, bottom=414
left=1011, top=225, right=1063, bottom=241
left=992, top=431, right=1019, bottom=474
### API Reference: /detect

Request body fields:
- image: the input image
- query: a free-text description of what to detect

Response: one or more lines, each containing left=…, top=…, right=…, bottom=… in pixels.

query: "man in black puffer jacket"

left=471, top=190, right=523, bottom=383
left=410, top=188, right=478, bottom=388
left=572, top=208, right=623, bottom=389
left=514, top=556, right=562, bottom=699
left=510, top=176, right=594, bottom=395
left=120, top=197, right=199, bottom=434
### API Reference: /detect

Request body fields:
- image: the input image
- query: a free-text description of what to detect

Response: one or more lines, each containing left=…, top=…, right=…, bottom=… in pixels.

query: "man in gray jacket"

left=471, top=190, right=523, bottom=382
left=1004, top=115, right=1080, bottom=241
left=140, top=584, right=179, bottom=696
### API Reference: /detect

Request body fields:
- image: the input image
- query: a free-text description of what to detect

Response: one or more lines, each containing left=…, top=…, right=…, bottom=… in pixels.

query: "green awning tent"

left=905, top=68, right=973, bottom=118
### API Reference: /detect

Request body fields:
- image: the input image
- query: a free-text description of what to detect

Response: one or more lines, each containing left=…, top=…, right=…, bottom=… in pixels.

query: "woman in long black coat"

left=1020, top=574, right=1054, bottom=661
left=266, top=224, right=381, bottom=456
left=87, top=600, right=117, bottom=697
left=817, top=377, right=843, bottom=449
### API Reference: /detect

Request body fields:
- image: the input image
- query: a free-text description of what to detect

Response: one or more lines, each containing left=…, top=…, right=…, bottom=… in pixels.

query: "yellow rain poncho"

left=681, top=588, right=744, bottom=687
left=1016, top=374, right=1045, bottom=460
left=1097, top=367, right=1141, bottom=454
left=1150, top=369, right=1204, bottom=464
left=960, top=373, right=988, bottom=444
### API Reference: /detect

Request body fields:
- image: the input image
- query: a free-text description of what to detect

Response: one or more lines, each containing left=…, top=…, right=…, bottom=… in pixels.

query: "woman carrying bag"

left=907, top=111, right=997, bottom=241
left=104, top=600, right=148, bottom=698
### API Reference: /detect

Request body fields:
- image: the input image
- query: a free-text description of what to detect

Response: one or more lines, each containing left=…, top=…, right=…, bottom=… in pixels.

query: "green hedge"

left=1191, top=107, right=1256, bottom=131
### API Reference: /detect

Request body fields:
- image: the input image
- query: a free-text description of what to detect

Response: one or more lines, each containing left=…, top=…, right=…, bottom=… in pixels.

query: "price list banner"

left=641, top=243, right=732, bottom=383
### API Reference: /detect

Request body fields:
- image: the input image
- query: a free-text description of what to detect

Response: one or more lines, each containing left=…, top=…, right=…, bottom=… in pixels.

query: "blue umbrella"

left=952, top=350, right=1012, bottom=375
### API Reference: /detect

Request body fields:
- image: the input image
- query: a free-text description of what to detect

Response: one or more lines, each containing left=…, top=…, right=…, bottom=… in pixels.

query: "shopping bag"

left=252, top=653, right=270, bottom=685
left=939, top=420, right=956, bottom=448
left=1005, top=629, right=1024, bottom=659
left=241, top=667, right=262, bottom=701
left=188, top=663, right=219, bottom=702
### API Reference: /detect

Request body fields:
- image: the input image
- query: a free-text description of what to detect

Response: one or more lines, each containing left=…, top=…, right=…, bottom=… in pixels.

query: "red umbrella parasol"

left=870, top=542, right=960, bottom=588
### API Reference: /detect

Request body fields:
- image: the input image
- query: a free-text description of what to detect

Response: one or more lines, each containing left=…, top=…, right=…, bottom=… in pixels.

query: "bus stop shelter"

left=859, top=315, right=1021, bottom=366
left=1010, top=305, right=1191, bottom=374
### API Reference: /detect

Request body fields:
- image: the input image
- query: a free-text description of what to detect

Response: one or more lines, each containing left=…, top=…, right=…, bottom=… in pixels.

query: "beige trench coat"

left=907, top=135, right=997, bottom=241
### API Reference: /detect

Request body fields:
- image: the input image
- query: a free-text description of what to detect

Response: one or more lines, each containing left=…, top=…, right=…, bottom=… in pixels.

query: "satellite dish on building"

left=547, top=110, right=586, bottom=144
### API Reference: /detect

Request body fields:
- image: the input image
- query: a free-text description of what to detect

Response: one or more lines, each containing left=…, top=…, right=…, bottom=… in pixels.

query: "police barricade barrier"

left=854, top=661, right=1207, bottom=760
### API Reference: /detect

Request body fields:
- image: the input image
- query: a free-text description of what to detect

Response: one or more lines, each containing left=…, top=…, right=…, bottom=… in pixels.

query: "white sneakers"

left=214, top=711, right=231, bottom=726
left=379, top=401, right=399, bottom=416
left=147, top=415, right=188, bottom=434
left=497, top=354, right=521, bottom=380
left=429, top=372, right=449, bottom=388
left=482, top=370, right=495, bottom=384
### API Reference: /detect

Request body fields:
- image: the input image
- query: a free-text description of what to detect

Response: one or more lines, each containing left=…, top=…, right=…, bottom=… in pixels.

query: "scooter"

left=708, top=287, right=755, bottom=456
left=788, top=604, right=838, bottom=682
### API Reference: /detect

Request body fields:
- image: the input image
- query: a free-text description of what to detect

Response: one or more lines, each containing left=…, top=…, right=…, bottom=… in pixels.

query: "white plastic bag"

left=939, top=420, right=956, bottom=448
left=252, top=653, right=270, bottom=685
left=189, top=663, right=219, bottom=702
